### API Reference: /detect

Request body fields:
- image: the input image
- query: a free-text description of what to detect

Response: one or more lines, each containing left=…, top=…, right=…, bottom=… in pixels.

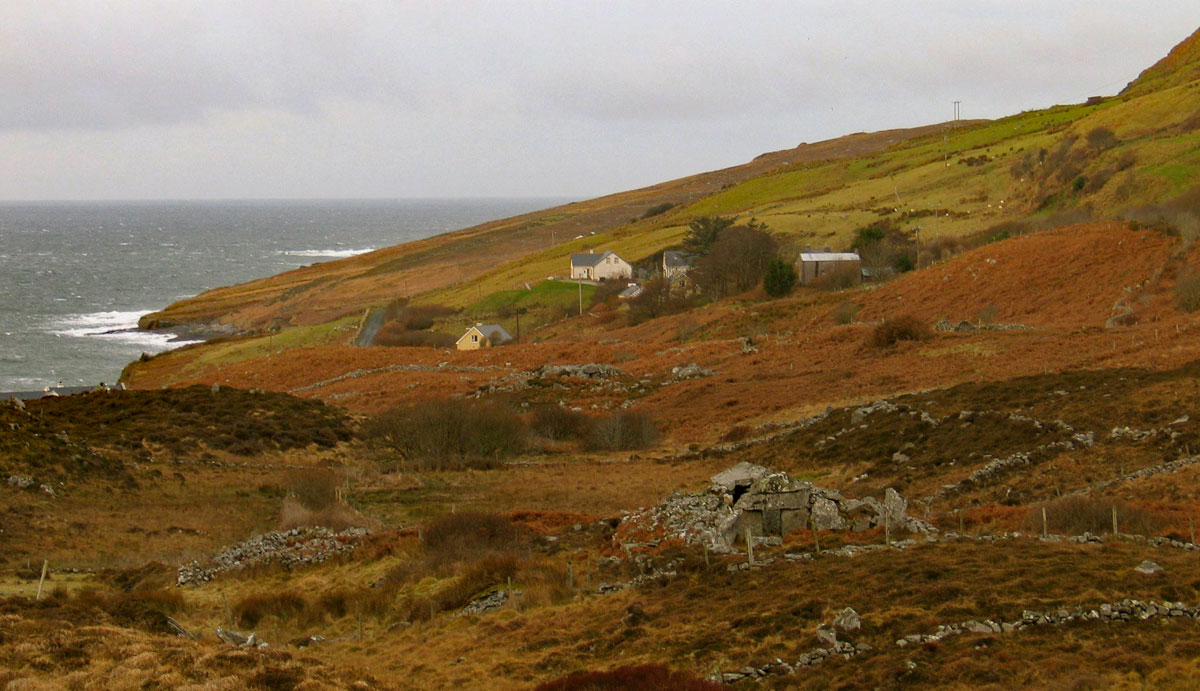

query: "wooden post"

left=358, top=611, right=364, bottom=641
left=1112, top=506, right=1119, bottom=537
left=1042, top=507, right=1048, bottom=539
left=885, top=513, right=891, bottom=546
left=811, top=516, right=820, bottom=554
left=35, top=560, right=48, bottom=600
left=957, top=509, right=964, bottom=534
left=744, top=528, right=754, bottom=565
left=1190, top=517, right=1195, bottom=545
left=703, top=544, right=710, bottom=569
left=567, top=563, right=575, bottom=593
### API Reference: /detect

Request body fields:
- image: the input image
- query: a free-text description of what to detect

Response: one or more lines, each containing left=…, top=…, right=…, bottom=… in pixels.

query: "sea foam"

left=281, top=248, right=375, bottom=259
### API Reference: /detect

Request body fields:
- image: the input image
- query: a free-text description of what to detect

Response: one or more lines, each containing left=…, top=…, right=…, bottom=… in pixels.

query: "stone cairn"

left=616, top=462, right=934, bottom=556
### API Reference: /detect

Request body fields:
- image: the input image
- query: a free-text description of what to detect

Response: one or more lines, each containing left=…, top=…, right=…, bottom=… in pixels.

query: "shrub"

left=691, top=225, right=778, bottom=298
left=763, top=258, right=798, bottom=297
left=588, top=412, right=659, bottom=451
left=423, top=512, right=524, bottom=566
left=530, top=405, right=591, bottom=441
left=976, top=305, right=999, bottom=325
left=832, top=301, right=860, bottom=325
left=1176, top=267, right=1200, bottom=313
left=868, top=315, right=932, bottom=348
left=234, top=591, right=308, bottom=629
left=278, top=496, right=370, bottom=531
left=361, top=399, right=527, bottom=469
left=287, top=468, right=341, bottom=511
left=640, top=202, right=674, bottom=219
left=1028, top=496, right=1163, bottom=537
left=373, top=323, right=456, bottom=348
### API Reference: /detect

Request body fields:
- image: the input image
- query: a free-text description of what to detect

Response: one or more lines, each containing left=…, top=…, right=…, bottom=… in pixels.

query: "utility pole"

left=577, top=280, right=583, bottom=316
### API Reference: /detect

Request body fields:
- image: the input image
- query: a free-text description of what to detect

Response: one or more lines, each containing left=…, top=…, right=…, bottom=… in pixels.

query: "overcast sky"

left=1, top=1, right=1196, bottom=201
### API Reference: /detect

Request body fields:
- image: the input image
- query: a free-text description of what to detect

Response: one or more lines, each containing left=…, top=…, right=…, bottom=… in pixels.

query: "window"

left=471, top=334, right=478, bottom=342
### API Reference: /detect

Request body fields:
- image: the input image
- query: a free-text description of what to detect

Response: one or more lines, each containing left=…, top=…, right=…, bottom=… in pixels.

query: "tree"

left=692, top=225, right=777, bottom=298
left=682, top=216, right=736, bottom=254
left=763, top=258, right=798, bottom=297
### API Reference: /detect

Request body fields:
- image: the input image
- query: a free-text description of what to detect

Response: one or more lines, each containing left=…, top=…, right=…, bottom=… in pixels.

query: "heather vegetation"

left=361, top=398, right=528, bottom=469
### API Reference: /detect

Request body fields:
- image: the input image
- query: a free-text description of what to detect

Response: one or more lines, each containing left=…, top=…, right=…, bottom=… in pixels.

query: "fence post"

left=957, top=509, right=964, bottom=534
left=35, top=560, right=48, bottom=600
left=1042, top=507, right=1048, bottom=539
left=811, top=515, right=820, bottom=554
left=567, top=562, right=575, bottom=593
left=703, top=544, right=710, bottom=569
left=1112, top=506, right=1119, bottom=537
left=1191, top=518, right=1195, bottom=545
left=885, top=513, right=891, bottom=546
left=744, top=528, right=754, bottom=566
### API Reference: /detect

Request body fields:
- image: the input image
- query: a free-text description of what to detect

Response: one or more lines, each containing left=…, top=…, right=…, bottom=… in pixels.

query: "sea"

left=0, top=198, right=566, bottom=392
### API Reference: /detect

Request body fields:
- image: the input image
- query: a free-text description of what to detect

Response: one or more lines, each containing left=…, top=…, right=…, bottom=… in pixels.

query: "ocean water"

left=0, top=199, right=564, bottom=392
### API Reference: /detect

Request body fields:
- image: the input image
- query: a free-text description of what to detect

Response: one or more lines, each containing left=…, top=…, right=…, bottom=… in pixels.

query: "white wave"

left=50, top=310, right=202, bottom=350
left=52, top=310, right=152, bottom=336
left=281, top=247, right=374, bottom=259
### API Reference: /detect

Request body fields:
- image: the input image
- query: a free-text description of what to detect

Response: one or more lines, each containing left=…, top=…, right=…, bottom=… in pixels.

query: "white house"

left=570, top=250, right=632, bottom=281
left=456, top=323, right=512, bottom=351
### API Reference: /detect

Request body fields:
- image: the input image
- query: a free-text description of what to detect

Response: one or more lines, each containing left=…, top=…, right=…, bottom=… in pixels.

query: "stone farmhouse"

left=456, top=323, right=512, bottom=351
left=570, top=250, right=632, bottom=281
left=798, top=251, right=862, bottom=285
left=662, top=250, right=694, bottom=281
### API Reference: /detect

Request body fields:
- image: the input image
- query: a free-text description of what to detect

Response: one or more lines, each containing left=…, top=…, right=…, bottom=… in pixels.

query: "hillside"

left=139, top=121, right=971, bottom=333
left=10, top=25, right=1200, bottom=691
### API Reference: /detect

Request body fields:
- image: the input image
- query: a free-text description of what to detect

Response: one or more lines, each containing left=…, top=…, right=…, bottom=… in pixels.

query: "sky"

left=1, top=1, right=1197, bottom=201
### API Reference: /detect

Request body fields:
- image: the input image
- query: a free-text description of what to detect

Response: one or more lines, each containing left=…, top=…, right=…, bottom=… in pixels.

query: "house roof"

left=458, top=323, right=512, bottom=344
left=663, top=250, right=693, bottom=268
left=799, top=252, right=861, bottom=262
left=618, top=283, right=643, bottom=299
left=571, top=250, right=614, bottom=268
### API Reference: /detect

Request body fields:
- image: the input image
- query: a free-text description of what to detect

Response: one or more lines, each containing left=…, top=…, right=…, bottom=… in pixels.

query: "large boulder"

left=811, top=497, right=847, bottom=530
left=711, top=462, right=772, bottom=490
left=883, top=488, right=907, bottom=527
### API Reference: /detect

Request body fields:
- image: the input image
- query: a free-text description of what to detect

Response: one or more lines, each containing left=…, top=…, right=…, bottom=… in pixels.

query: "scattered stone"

left=670, top=363, right=715, bottom=380
left=1135, top=560, right=1163, bottom=575
left=7, top=475, right=34, bottom=489
left=216, top=626, right=268, bottom=648
left=458, top=589, right=518, bottom=617
left=815, top=624, right=838, bottom=645
left=834, top=607, right=861, bottom=632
